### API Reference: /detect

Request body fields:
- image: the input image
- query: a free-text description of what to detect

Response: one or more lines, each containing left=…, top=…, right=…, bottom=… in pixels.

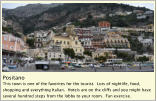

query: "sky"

left=2, top=3, right=154, bottom=10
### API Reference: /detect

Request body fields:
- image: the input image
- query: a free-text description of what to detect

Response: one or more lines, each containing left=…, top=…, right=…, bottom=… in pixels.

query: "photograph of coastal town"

left=2, top=3, right=154, bottom=72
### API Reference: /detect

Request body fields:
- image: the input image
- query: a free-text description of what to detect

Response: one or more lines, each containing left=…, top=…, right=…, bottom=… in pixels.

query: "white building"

left=144, top=11, right=153, bottom=15
left=47, top=44, right=65, bottom=60
left=27, top=33, right=34, bottom=39
left=34, top=30, right=54, bottom=48
left=137, top=15, right=147, bottom=19
left=140, top=39, right=153, bottom=47
left=135, top=54, right=154, bottom=62
left=2, top=17, right=7, bottom=27
left=138, top=36, right=153, bottom=47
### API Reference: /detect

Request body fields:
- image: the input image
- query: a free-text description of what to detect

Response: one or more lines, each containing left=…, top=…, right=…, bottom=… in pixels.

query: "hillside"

left=2, top=3, right=153, bottom=34
left=2, top=3, right=62, bottom=18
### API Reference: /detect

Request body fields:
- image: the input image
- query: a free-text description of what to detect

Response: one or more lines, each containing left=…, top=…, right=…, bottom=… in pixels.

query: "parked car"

left=74, top=64, right=82, bottom=68
left=60, top=64, right=66, bottom=70
left=21, top=57, right=33, bottom=62
left=81, top=64, right=88, bottom=68
left=94, top=64, right=100, bottom=68
left=100, top=64, right=105, bottom=67
left=68, top=64, right=76, bottom=70
left=2, top=66, right=9, bottom=72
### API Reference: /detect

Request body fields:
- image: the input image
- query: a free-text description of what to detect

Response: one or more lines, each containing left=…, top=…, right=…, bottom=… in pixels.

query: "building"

left=98, top=21, right=111, bottom=28
left=27, top=33, right=35, bottom=39
left=144, top=24, right=154, bottom=32
left=133, top=10, right=144, bottom=14
left=93, top=14, right=106, bottom=19
left=79, top=17, right=87, bottom=22
left=144, top=11, right=153, bottom=15
left=137, top=14, right=147, bottom=19
left=115, top=26, right=153, bottom=32
left=91, top=31, right=130, bottom=49
left=115, top=11, right=132, bottom=16
left=52, top=35, right=84, bottom=56
left=140, top=39, right=153, bottom=47
left=47, top=44, right=65, bottom=60
left=79, top=36, right=93, bottom=51
left=91, top=35, right=105, bottom=49
left=92, top=49, right=116, bottom=59
left=115, top=11, right=126, bottom=16
left=138, top=36, right=153, bottom=47
left=2, top=34, right=26, bottom=52
left=99, top=48, right=136, bottom=55
left=74, top=28, right=94, bottom=50
left=2, top=17, right=7, bottom=27
left=109, top=13, right=116, bottom=17
left=135, top=54, right=154, bottom=62
left=2, top=34, right=27, bottom=64
left=34, top=44, right=65, bottom=60
left=34, top=30, right=54, bottom=48
left=103, top=32, right=130, bottom=48
left=52, top=25, right=84, bottom=56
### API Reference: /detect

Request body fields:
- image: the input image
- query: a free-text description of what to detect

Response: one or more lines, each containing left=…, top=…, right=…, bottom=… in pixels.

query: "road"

left=7, top=63, right=154, bottom=72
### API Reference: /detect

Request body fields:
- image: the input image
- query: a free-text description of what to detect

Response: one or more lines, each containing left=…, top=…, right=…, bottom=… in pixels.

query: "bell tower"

left=66, top=25, right=76, bottom=36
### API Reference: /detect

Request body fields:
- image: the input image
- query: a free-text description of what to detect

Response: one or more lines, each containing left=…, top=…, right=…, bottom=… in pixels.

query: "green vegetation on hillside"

left=3, top=3, right=151, bottom=34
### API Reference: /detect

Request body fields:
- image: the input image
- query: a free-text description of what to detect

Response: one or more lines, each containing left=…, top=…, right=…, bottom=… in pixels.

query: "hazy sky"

left=2, top=3, right=154, bottom=10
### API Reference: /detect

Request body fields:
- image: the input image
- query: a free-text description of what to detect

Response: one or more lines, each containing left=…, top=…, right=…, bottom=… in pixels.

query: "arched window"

left=75, top=41, right=78, bottom=45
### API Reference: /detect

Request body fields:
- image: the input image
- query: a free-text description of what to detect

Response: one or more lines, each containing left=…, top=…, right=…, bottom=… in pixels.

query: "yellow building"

left=52, top=25, right=84, bottom=55
left=104, top=32, right=130, bottom=48
left=52, top=35, right=84, bottom=55
left=146, top=24, right=154, bottom=32
left=66, top=25, right=75, bottom=35
left=92, top=49, right=116, bottom=59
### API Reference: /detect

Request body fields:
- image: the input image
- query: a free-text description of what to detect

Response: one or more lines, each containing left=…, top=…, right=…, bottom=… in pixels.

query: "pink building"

left=2, top=34, right=25, bottom=52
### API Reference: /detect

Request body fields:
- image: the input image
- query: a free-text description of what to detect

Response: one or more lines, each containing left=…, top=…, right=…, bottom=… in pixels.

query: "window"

left=85, top=42, right=87, bottom=45
left=38, top=39, right=40, bottom=42
left=54, top=53, right=55, bottom=58
left=52, top=40, right=54, bottom=43
left=75, top=41, right=78, bottom=45
left=10, top=46, right=14, bottom=49
left=4, top=36, right=7, bottom=41
left=2, top=45, right=5, bottom=49
left=67, top=41, right=69, bottom=45
left=64, top=41, right=66, bottom=44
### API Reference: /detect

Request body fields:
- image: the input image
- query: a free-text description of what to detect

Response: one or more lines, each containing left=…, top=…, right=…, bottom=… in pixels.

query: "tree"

left=63, top=27, right=66, bottom=32
left=26, top=38, right=35, bottom=48
left=2, top=26, right=13, bottom=33
left=146, top=45, right=153, bottom=54
left=83, top=50, right=92, bottom=56
left=114, top=47, right=118, bottom=54
left=36, top=57, right=43, bottom=60
left=87, top=13, right=93, bottom=19
left=137, top=56, right=149, bottom=62
left=63, top=48, right=75, bottom=59
left=75, top=55, right=85, bottom=60
left=95, top=56, right=107, bottom=63
left=115, top=50, right=134, bottom=62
